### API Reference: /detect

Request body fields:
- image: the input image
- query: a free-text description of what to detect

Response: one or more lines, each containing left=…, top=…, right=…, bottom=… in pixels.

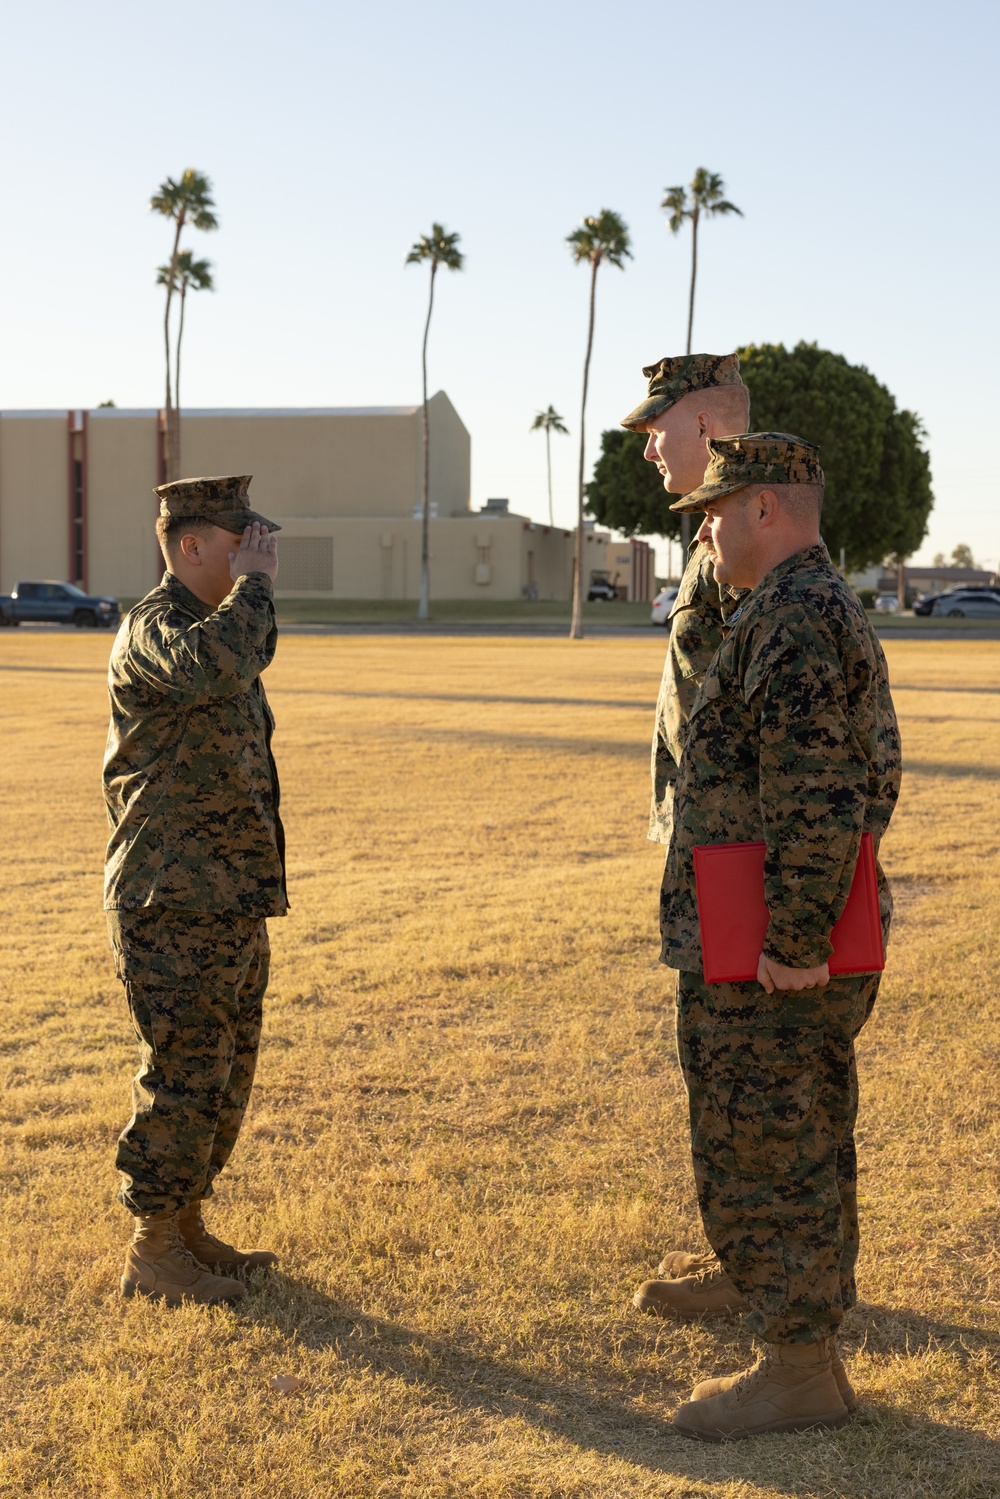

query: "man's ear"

left=755, top=488, right=780, bottom=524
left=696, top=409, right=711, bottom=437
left=178, top=531, right=203, bottom=564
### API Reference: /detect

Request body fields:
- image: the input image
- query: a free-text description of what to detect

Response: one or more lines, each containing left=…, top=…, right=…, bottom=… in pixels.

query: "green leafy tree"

left=585, top=429, right=681, bottom=539
left=566, top=210, right=632, bottom=639
left=951, top=543, right=976, bottom=568
left=662, top=168, right=742, bottom=355
left=530, top=406, right=569, bottom=527
left=586, top=342, right=934, bottom=572
left=149, top=170, right=218, bottom=480
left=157, top=251, right=214, bottom=425
left=405, top=224, right=464, bottom=621
left=737, top=343, right=933, bottom=570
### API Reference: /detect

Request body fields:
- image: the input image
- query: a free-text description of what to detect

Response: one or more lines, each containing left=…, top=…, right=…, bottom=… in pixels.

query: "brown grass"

left=0, top=631, right=997, bottom=1499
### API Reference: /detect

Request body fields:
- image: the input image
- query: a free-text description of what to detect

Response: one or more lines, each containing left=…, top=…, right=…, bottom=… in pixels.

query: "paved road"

left=5, top=621, right=1000, bottom=642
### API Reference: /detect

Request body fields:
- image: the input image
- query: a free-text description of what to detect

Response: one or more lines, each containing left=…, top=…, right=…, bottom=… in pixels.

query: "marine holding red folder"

left=629, top=424, right=902, bottom=1440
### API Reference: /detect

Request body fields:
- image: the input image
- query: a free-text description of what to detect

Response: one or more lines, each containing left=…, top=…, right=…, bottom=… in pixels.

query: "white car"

left=873, top=594, right=900, bottom=613
left=651, top=586, right=679, bottom=626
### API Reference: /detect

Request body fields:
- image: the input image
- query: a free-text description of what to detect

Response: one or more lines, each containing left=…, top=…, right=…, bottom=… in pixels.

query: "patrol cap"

left=670, top=432, right=824, bottom=513
left=620, top=352, right=746, bottom=432
left=153, top=474, right=281, bottom=533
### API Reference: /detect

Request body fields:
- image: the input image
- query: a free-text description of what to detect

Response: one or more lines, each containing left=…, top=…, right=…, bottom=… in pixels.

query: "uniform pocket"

left=725, top=1030, right=826, bottom=1179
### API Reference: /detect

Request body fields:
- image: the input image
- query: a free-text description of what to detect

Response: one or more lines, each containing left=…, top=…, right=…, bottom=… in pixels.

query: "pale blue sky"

left=2, top=0, right=998, bottom=568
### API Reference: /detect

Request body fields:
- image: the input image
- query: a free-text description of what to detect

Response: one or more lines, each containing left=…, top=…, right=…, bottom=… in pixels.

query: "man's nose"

left=643, top=433, right=657, bottom=463
left=696, top=516, right=711, bottom=543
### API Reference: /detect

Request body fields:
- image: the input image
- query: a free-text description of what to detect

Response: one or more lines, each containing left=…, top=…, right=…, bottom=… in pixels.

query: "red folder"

left=692, top=831, right=884, bottom=984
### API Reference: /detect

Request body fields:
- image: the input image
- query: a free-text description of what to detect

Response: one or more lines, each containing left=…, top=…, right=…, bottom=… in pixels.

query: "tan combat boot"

left=633, top=1262, right=749, bottom=1320
left=178, top=1200, right=279, bottom=1272
left=691, top=1341, right=857, bottom=1412
left=121, top=1213, right=247, bottom=1306
left=673, top=1338, right=850, bottom=1441
left=656, top=1248, right=720, bottom=1278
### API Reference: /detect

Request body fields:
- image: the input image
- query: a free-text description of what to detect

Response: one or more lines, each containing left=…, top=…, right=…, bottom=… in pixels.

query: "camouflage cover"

left=620, top=352, right=746, bottom=432
left=154, top=474, right=281, bottom=533
left=671, top=432, right=824, bottom=513
left=648, top=542, right=746, bottom=844
left=103, top=571, right=287, bottom=916
left=660, top=544, right=900, bottom=971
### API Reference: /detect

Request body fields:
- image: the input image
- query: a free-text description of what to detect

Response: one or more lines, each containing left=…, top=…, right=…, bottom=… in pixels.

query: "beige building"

left=0, top=397, right=652, bottom=602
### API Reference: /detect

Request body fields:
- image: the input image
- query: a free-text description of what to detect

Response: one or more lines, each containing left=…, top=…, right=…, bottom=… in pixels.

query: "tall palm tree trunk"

left=418, top=262, right=437, bottom=622
left=545, top=427, right=554, bottom=528
left=175, top=285, right=188, bottom=474
left=570, top=257, right=599, bottom=640
left=162, top=216, right=184, bottom=483
left=679, top=209, right=700, bottom=553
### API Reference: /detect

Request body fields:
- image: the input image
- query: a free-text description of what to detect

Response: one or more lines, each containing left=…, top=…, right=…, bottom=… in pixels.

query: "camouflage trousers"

left=676, top=966, right=881, bottom=1344
left=107, top=908, right=270, bottom=1218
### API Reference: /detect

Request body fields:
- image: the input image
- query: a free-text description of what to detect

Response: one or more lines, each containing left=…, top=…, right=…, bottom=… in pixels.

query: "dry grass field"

left=0, top=629, right=997, bottom=1499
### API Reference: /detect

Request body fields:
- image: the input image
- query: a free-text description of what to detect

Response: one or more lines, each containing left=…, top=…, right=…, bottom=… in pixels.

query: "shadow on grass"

left=240, top=1275, right=1000, bottom=1497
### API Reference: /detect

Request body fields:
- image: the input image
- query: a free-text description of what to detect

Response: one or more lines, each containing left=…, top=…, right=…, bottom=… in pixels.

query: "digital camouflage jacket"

left=660, top=545, right=900, bottom=971
left=649, top=542, right=744, bottom=844
left=103, top=571, right=287, bottom=916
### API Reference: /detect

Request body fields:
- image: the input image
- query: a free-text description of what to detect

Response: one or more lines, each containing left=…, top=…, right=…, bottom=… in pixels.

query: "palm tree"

left=405, top=223, right=464, bottom=621
left=149, top=170, right=218, bottom=480
left=566, top=210, right=632, bottom=640
left=661, top=167, right=742, bottom=356
left=530, top=406, right=569, bottom=528
left=157, top=251, right=214, bottom=424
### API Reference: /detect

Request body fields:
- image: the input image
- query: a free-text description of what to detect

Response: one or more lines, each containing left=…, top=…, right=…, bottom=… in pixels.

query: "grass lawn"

left=0, top=632, right=997, bottom=1498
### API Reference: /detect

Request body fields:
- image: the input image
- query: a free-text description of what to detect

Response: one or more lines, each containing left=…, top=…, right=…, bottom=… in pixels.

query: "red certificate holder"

left=692, top=831, right=884, bottom=984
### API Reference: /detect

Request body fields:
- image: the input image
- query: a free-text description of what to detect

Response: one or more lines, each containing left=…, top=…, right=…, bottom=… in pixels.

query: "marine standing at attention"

left=650, top=436, right=901, bottom=1439
left=619, top=354, right=757, bottom=1300
left=104, top=475, right=286, bottom=1306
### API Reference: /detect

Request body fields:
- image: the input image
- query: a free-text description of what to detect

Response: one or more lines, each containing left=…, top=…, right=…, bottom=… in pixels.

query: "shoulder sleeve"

left=745, top=617, right=870, bottom=967
left=122, top=573, right=277, bottom=706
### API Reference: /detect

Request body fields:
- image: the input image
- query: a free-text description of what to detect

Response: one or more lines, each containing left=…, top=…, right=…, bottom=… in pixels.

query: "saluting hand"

left=757, top=952, right=830, bottom=994
left=230, top=522, right=279, bottom=584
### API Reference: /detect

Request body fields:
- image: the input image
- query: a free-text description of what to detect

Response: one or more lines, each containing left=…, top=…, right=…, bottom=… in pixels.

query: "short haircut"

left=738, top=481, right=824, bottom=518
left=701, top=384, right=751, bottom=434
left=155, top=513, right=216, bottom=559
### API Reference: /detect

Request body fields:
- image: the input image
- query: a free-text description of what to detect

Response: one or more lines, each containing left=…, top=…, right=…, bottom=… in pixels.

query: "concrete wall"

left=273, top=515, right=575, bottom=601
left=0, top=414, right=69, bottom=594
left=87, top=409, right=162, bottom=599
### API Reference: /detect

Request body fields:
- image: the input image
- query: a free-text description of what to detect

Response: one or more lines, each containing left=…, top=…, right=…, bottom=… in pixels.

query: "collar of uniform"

left=161, top=571, right=214, bottom=621
left=759, top=542, right=832, bottom=591
left=723, top=545, right=830, bottom=632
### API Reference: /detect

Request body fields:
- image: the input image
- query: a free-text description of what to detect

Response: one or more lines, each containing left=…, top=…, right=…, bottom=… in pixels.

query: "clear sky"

left=2, top=0, right=998, bottom=570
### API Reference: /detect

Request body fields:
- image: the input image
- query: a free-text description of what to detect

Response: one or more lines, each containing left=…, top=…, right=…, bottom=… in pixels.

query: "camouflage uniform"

left=617, top=351, right=751, bottom=847
left=648, top=543, right=743, bottom=844
left=662, top=437, right=901, bottom=1344
left=104, top=475, right=286, bottom=1218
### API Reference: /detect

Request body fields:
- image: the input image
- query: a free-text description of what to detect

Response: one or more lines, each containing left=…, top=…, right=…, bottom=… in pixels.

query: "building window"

left=72, top=458, right=85, bottom=584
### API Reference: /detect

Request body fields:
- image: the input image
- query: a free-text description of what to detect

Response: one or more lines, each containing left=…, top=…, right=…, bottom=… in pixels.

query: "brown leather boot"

left=633, top=1263, right=749, bottom=1320
left=178, top=1201, right=279, bottom=1271
left=673, top=1338, right=850, bottom=1441
left=656, top=1248, right=720, bottom=1278
left=691, top=1341, right=857, bottom=1412
left=121, top=1213, right=247, bottom=1306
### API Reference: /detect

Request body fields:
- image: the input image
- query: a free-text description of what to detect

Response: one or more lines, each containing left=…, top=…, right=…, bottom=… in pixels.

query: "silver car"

left=930, top=589, right=1000, bottom=618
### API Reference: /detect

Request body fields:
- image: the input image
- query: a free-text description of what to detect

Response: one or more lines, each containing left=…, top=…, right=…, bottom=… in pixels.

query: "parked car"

left=0, top=580, right=121, bottom=628
left=930, top=589, right=1000, bottom=618
left=873, top=594, right=900, bottom=613
left=650, top=585, right=680, bottom=626
left=587, top=570, right=620, bottom=602
left=915, top=586, right=1000, bottom=616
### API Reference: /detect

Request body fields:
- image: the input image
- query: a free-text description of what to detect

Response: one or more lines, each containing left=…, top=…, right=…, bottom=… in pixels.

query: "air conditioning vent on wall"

left=276, top=536, right=333, bottom=592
